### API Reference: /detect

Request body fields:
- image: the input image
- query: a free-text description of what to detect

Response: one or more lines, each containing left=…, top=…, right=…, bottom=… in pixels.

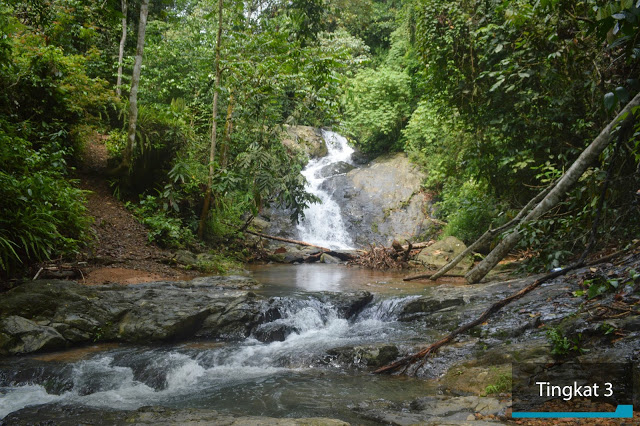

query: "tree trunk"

left=465, top=92, right=640, bottom=284
left=197, top=0, right=224, bottom=239
left=120, top=0, right=149, bottom=171
left=415, top=182, right=556, bottom=282
left=115, top=0, right=127, bottom=97
left=221, top=91, right=234, bottom=169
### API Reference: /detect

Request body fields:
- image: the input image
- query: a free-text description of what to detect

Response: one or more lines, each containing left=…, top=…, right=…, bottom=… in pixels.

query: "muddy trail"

left=74, top=135, right=196, bottom=285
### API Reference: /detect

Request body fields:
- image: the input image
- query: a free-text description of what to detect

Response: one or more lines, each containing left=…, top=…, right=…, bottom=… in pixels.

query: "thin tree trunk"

left=221, top=91, right=234, bottom=169
left=197, top=0, right=224, bottom=239
left=115, top=0, right=127, bottom=97
left=465, top=92, right=640, bottom=284
left=405, top=182, right=556, bottom=282
left=120, top=0, right=149, bottom=171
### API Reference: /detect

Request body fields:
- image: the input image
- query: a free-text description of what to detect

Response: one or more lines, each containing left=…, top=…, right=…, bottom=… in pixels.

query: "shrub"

left=127, top=195, right=194, bottom=249
left=0, top=127, right=90, bottom=275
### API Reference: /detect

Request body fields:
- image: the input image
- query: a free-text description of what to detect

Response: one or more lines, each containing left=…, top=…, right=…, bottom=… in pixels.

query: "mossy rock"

left=416, top=236, right=472, bottom=275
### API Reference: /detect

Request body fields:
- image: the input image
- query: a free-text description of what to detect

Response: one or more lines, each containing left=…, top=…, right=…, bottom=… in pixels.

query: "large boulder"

left=326, top=344, right=399, bottom=368
left=321, top=153, right=433, bottom=246
left=0, top=316, right=66, bottom=355
left=281, top=125, right=328, bottom=159
left=0, top=279, right=267, bottom=355
left=415, top=236, right=472, bottom=275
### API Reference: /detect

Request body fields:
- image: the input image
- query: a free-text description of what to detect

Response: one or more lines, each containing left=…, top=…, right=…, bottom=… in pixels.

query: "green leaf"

left=614, top=86, right=629, bottom=103
left=490, top=78, right=505, bottom=92
left=603, top=92, right=617, bottom=111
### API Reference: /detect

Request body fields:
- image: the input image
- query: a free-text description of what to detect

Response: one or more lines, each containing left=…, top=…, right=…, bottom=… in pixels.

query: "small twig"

left=33, top=267, right=44, bottom=280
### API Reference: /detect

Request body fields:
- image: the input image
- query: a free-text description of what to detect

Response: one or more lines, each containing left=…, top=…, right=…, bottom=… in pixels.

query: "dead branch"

left=244, top=230, right=330, bottom=251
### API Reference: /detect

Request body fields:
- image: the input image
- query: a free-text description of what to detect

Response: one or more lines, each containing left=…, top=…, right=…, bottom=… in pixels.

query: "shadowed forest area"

left=1, top=0, right=639, bottom=281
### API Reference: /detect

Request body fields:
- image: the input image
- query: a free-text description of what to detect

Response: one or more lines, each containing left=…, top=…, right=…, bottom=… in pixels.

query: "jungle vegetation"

left=1, top=0, right=639, bottom=276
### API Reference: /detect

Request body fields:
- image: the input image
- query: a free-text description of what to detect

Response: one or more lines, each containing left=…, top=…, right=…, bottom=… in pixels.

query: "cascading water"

left=0, top=294, right=428, bottom=421
left=296, top=130, right=354, bottom=250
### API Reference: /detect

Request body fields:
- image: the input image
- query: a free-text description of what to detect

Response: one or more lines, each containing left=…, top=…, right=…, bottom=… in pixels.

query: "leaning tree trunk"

left=115, top=0, right=127, bottom=97
left=405, top=181, right=556, bottom=282
left=120, top=0, right=150, bottom=171
left=465, top=92, right=640, bottom=284
left=197, top=0, right=224, bottom=239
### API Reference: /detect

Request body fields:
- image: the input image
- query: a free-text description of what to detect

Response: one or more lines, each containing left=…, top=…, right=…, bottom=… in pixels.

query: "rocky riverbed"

left=1, top=250, right=640, bottom=424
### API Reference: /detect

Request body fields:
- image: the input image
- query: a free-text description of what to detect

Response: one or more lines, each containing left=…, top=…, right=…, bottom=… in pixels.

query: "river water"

left=0, top=265, right=449, bottom=423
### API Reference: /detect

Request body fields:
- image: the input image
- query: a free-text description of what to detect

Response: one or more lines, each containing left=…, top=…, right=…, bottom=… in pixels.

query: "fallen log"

left=402, top=241, right=433, bottom=251
left=466, top=93, right=640, bottom=283
left=402, top=271, right=462, bottom=281
left=245, top=230, right=330, bottom=251
left=418, top=182, right=556, bottom=282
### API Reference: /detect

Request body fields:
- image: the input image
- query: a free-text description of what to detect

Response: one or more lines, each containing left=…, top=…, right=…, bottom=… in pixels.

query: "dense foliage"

left=1, top=0, right=639, bottom=276
left=0, top=3, right=115, bottom=274
left=342, top=0, right=640, bottom=268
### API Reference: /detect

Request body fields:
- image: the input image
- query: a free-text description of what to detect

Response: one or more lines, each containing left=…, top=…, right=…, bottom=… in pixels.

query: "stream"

left=0, top=266, right=444, bottom=423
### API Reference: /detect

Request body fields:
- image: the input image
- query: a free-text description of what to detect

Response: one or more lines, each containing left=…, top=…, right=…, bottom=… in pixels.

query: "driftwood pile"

left=348, top=240, right=433, bottom=270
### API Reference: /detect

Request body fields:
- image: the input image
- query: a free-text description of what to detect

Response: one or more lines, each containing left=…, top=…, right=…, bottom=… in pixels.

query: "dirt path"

left=75, top=135, right=197, bottom=285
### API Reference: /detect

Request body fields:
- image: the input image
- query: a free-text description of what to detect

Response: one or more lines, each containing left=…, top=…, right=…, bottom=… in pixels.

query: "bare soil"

left=74, top=134, right=197, bottom=285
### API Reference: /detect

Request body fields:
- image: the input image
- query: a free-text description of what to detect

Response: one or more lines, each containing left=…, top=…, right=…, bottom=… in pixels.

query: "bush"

left=128, top=195, right=194, bottom=249
left=341, top=67, right=412, bottom=153
left=0, top=127, right=90, bottom=275
left=436, top=180, right=503, bottom=244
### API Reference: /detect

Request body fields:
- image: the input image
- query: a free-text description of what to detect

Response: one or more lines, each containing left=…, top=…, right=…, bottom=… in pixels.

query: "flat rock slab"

left=353, top=395, right=508, bottom=425
left=0, top=280, right=375, bottom=357
left=3, top=405, right=349, bottom=425
left=0, top=278, right=264, bottom=356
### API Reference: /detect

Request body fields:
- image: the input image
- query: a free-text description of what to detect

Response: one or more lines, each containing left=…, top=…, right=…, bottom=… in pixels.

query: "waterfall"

left=296, top=130, right=354, bottom=250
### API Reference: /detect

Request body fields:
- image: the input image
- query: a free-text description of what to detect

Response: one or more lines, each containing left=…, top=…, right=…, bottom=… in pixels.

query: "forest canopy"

left=1, top=0, right=639, bottom=276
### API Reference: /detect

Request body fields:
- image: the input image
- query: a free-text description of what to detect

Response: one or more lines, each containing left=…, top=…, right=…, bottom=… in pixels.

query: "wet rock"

left=268, top=253, right=287, bottom=263
left=0, top=316, right=66, bottom=355
left=253, top=322, right=296, bottom=343
left=281, top=125, right=328, bottom=160
left=399, top=294, right=466, bottom=321
left=350, top=149, right=371, bottom=165
left=416, top=236, right=472, bottom=275
left=0, top=279, right=268, bottom=354
left=317, top=291, right=373, bottom=319
left=317, top=161, right=355, bottom=178
left=438, top=363, right=511, bottom=396
left=189, top=275, right=261, bottom=290
left=320, top=253, right=342, bottom=264
left=263, top=246, right=320, bottom=263
left=4, top=405, right=349, bottom=425
left=352, top=395, right=508, bottom=425
left=196, top=293, right=267, bottom=339
left=327, top=344, right=399, bottom=368
left=320, top=153, right=432, bottom=247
